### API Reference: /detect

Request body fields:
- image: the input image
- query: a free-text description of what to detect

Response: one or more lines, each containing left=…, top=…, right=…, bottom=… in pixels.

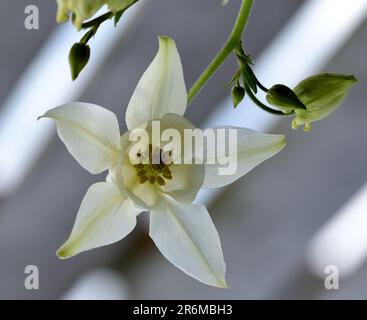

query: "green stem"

left=80, top=27, right=97, bottom=44
left=244, top=84, right=294, bottom=116
left=81, top=11, right=114, bottom=29
left=255, top=77, right=269, bottom=93
left=187, top=0, right=255, bottom=105
left=81, top=0, right=139, bottom=29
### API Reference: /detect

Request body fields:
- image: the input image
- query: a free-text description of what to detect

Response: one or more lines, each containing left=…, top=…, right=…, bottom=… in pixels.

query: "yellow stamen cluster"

left=134, top=144, right=173, bottom=186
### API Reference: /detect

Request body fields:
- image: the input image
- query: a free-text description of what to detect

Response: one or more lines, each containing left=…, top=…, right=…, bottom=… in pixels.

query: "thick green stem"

left=187, top=0, right=254, bottom=104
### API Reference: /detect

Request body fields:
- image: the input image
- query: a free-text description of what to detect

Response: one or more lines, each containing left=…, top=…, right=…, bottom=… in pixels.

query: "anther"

left=303, top=122, right=312, bottom=132
left=137, top=170, right=146, bottom=177
left=157, top=176, right=166, bottom=186
left=139, top=176, right=148, bottom=184
left=163, top=172, right=172, bottom=180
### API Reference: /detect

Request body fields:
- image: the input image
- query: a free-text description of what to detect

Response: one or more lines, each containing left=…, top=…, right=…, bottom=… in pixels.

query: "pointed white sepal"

left=41, top=102, right=121, bottom=174
left=149, top=199, right=227, bottom=288
left=57, top=182, right=140, bottom=258
left=125, top=36, right=187, bottom=129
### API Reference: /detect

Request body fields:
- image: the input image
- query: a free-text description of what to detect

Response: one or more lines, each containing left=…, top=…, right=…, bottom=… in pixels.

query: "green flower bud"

left=231, top=85, right=245, bottom=108
left=69, top=42, right=91, bottom=81
left=292, top=73, right=357, bottom=131
left=266, top=84, right=306, bottom=112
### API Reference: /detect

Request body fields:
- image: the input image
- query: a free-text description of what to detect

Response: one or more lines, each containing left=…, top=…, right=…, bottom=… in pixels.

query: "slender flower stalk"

left=187, top=0, right=254, bottom=104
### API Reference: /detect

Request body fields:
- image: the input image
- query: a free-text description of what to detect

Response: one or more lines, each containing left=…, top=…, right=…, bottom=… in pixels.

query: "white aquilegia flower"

left=40, top=36, right=285, bottom=287
left=56, top=0, right=136, bottom=29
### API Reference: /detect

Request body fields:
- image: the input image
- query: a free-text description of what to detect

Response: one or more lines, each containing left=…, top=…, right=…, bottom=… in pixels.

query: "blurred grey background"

left=0, top=0, right=366, bottom=299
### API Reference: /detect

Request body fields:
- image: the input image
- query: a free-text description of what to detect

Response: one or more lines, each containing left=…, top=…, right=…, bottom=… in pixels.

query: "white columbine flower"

left=40, top=36, right=285, bottom=287
left=56, top=0, right=136, bottom=29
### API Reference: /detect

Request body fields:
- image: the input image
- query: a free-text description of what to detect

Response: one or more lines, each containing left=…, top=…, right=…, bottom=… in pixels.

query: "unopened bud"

left=232, top=85, right=245, bottom=108
left=266, top=84, right=306, bottom=111
left=69, top=42, right=90, bottom=81
left=292, top=73, right=357, bottom=130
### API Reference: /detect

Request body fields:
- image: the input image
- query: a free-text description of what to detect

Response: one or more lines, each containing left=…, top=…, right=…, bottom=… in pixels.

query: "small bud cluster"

left=227, top=42, right=357, bottom=132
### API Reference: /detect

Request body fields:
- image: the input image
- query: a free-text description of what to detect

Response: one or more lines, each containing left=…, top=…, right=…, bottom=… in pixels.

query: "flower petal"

left=144, top=113, right=204, bottom=203
left=107, top=0, right=135, bottom=12
left=121, top=161, right=161, bottom=208
left=149, top=199, right=227, bottom=288
left=56, top=0, right=104, bottom=29
left=57, top=182, right=140, bottom=259
left=41, top=102, right=121, bottom=174
left=202, top=126, right=285, bottom=188
left=125, top=36, right=187, bottom=129
left=161, top=164, right=204, bottom=203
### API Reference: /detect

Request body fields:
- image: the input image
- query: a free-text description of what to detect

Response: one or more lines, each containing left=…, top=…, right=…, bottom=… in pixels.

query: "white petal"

left=161, top=164, right=204, bottom=203
left=150, top=114, right=204, bottom=203
left=41, top=102, right=121, bottom=174
left=203, top=126, right=285, bottom=188
left=123, top=163, right=161, bottom=207
left=149, top=199, right=227, bottom=287
left=125, top=36, right=187, bottom=129
left=57, top=182, right=139, bottom=259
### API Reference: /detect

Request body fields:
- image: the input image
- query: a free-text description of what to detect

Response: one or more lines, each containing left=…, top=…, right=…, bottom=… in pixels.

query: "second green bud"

left=232, top=85, right=245, bottom=108
left=266, top=84, right=306, bottom=112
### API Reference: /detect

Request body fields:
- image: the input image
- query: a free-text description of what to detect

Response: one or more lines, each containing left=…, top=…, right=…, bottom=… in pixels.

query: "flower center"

left=133, top=144, right=173, bottom=186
